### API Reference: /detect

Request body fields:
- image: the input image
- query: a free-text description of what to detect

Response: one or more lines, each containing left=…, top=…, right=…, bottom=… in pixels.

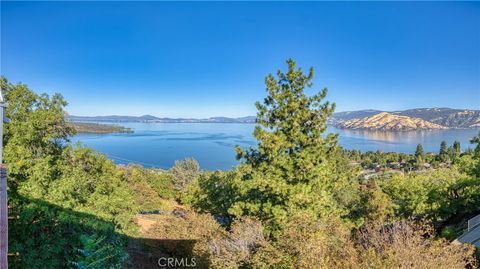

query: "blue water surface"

left=71, top=123, right=479, bottom=170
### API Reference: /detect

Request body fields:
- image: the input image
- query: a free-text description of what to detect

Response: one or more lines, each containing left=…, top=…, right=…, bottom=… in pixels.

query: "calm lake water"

left=71, top=123, right=479, bottom=170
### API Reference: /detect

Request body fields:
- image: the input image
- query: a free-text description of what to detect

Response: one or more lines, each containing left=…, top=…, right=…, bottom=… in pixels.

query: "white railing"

left=468, top=214, right=480, bottom=231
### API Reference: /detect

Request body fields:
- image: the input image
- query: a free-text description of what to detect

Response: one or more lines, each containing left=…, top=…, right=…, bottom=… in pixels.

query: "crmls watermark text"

left=158, top=257, right=197, bottom=267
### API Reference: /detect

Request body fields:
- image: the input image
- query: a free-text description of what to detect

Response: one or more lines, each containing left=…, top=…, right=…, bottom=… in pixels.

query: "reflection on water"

left=331, top=126, right=479, bottom=154
left=341, top=129, right=426, bottom=143
left=71, top=123, right=480, bottom=170
left=339, top=129, right=455, bottom=143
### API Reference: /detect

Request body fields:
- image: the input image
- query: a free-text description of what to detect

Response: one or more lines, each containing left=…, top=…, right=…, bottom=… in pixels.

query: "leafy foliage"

left=379, top=168, right=480, bottom=224
left=9, top=195, right=129, bottom=269
left=122, top=164, right=175, bottom=211
left=182, top=170, right=237, bottom=219
left=353, top=180, right=394, bottom=225
left=2, top=77, right=137, bottom=268
left=469, top=132, right=480, bottom=178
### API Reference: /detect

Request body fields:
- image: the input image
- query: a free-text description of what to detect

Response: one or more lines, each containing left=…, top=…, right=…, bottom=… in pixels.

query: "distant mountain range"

left=66, top=115, right=256, bottom=123
left=67, top=108, right=480, bottom=130
left=329, top=108, right=480, bottom=130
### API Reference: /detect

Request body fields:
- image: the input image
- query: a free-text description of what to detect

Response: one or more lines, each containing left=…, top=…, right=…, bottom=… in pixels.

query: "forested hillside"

left=2, top=60, right=480, bottom=268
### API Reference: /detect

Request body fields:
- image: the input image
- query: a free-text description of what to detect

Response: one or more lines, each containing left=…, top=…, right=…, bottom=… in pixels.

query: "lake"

left=71, top=123, right=480, bottom=170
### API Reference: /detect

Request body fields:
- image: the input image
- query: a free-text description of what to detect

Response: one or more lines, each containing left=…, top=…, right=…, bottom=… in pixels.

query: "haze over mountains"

left=67, top=108, right=480, bottom=130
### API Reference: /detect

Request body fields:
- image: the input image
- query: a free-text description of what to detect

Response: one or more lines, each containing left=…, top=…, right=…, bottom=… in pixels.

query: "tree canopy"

left=1, top=77, right=137, bottom=268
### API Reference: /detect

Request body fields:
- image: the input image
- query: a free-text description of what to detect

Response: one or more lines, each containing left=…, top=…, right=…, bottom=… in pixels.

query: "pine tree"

left=415, top=144, right=425, bottom=167
left=439, top=141, right=449, bottom=163
left=453, top=141, right=461, bottom=154
left=232, top=59, right=355, bottom=236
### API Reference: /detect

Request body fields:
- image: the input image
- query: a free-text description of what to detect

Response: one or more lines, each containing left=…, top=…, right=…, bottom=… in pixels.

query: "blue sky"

left=1, top=2, right=479, bottom=117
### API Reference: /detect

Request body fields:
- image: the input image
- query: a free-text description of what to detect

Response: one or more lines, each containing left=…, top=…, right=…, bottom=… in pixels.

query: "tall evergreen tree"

left=415, top=144, right=425, bottom=167
left=439, top=141, right=449, bottom=163
left=449, top=140, right=462, bottom=163
left=232, top=59, right=356, bottom=236
left=453, top=141, right=461, bottom=156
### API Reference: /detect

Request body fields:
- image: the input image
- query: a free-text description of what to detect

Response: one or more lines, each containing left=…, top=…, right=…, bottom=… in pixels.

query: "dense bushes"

left=121, top=164, right=175, bottom=212
left=355, top=221, right=477, bottom=268
left=9, top=196, right=129, bottom=269
left=2, top=77, right=138, bottom=268
left=379, top=168, right=480, bottom=224
left=139, top=208, right=476, bottom=269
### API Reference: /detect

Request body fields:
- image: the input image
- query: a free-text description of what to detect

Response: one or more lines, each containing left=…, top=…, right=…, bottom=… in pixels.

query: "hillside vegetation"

left=2, top=60, right=480, bottom=268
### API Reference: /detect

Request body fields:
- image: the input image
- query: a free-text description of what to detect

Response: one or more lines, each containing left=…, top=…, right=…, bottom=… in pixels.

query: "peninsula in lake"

left=69, top=122, right=133, bottom=134
left=68, top=108, right=480, bottom=131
